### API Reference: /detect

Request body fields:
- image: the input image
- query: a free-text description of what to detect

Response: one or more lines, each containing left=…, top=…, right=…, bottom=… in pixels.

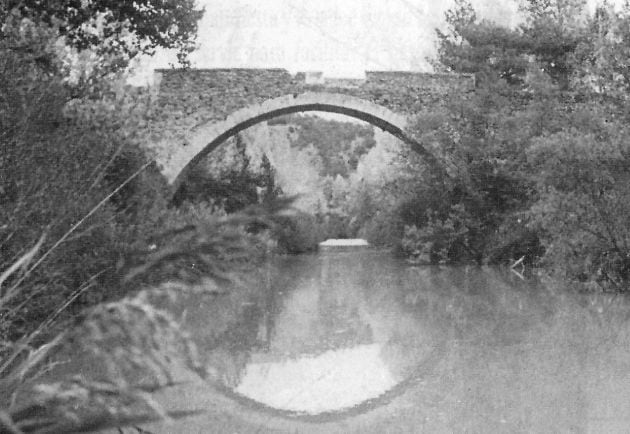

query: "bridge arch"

left=163, top=92, right=439, bottom=194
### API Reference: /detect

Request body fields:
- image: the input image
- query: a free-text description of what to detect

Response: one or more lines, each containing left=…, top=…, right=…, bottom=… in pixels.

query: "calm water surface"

left=169, top=249, right=630, bottom=432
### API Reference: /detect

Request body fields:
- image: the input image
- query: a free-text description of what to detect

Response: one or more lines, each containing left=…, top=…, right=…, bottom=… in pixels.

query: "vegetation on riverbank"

left=0, top=2, right=228, bottom=430
left=2, top=0, right=630, bottom=430
left=395, top=0, right=630, bottom=290
left=173, top=0, right=630, bottom=289
left=220, top=0, right=628, bottom=291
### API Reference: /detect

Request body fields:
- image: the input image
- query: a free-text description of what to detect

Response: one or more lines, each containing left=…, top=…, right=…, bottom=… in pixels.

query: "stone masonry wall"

left=153, top=68, right=474, bottom=145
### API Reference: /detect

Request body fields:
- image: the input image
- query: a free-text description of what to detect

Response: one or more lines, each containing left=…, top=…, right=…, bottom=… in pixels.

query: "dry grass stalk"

left=1, top=198, right=293, bottom=433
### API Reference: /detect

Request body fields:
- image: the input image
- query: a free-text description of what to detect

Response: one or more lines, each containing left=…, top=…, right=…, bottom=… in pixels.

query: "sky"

left=131, top=0, right=622, bottom=84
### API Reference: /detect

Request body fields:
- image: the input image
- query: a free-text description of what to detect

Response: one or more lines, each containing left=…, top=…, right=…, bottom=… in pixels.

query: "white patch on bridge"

left=319, top=238, right=370, bottom=247
left=157, top=92, right=408, bottom=186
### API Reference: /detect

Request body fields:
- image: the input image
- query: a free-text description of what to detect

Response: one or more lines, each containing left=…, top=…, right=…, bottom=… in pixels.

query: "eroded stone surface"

left=149, top=69, right=475, bottom=186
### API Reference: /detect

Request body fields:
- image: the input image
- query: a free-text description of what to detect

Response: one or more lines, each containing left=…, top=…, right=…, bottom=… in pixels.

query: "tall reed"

left=0, top=196, right=291, bottom=433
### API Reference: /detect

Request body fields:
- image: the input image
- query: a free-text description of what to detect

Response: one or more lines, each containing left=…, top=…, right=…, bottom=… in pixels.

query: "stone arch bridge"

left=151, top=69, right=474, bottom=193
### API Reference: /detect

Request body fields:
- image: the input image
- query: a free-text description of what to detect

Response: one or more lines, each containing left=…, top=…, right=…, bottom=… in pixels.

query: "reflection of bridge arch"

left=162, top=92, right=440, bottom=195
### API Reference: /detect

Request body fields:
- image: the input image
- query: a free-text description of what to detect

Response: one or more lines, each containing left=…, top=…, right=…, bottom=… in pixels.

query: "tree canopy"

left=416, top=0, right=630, bottom=287
left=436, top=0, right=589, bottom=87
left=1, top=0, right=204, bottom=68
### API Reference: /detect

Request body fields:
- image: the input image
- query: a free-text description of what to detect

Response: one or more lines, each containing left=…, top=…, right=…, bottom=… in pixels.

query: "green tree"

left=573, top=3, right=630, bottom=97
left=0, top=0, right=205, bottom=339
left=436, top=0, right=530, bottom=84
left=526, top=115, right=630, bottom=288
left=425, top=0, right=630, bottom=287
left=1, top=0, right=204, bottom=67
left=436, top=0, right=588, bottom=88
left=519, top=0, right=588, bottom=87
left=259, top=153, right=283, bottom=206
left=174, top=135, right=264, bottom=212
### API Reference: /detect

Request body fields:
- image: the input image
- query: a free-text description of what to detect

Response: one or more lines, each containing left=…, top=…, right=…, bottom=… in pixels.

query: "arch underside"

left=166, top=93, right=439, bottom=194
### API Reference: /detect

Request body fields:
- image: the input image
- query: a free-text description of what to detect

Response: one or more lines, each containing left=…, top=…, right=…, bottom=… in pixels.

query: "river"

left=48, top=249, right=630, bottom=432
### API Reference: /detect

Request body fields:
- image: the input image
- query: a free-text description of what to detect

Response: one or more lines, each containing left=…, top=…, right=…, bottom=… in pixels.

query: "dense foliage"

left=0, top=2, right=300, bottom=430
left=174, top=136, right=282, bottom=212
left=396, top=0, right=630, bottom=290
left=1, top=0, right=204, bottom=69
left=0, top=0, right=205, bottom=336
left=3, top=0, right=630, bottom=430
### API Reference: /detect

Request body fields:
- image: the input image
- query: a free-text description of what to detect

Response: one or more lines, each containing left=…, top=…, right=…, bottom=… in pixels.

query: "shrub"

left=527, top=125, right=630, bottom=290
left=0, top=248, right=211, bottom=433
left=272, top=212, right=326, bottom=254
left=1, top=200, right=282, bottom=432
left=0, top=31, right=175, bottom=340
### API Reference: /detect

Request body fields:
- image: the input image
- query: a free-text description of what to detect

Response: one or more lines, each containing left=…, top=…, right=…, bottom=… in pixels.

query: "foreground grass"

left=0, top=199, right=288, bottom=433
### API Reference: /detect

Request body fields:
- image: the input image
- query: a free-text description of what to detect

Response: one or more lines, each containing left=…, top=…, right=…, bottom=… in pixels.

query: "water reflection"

left=48, top=249, right=630, bottom=431
left=235, top=343, right=396, bottom=413
left=200, top=251, right=474, bottom=414
left=166, top=250, right=630, bottom=431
